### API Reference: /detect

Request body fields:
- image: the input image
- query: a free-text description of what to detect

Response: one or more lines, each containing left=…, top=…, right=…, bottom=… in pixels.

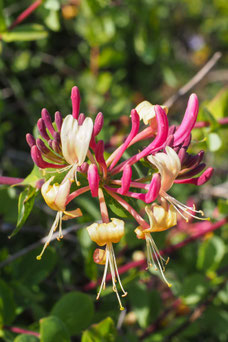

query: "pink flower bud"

left=145, top=173, right=161, bottom=203
left=26, top=133, right=35, bottom=148
left=71, top=86, right=80, bottom=119
left=36, top=138, right=49, bottom=154
left=31, top=146, right=64, bottom=169
left=94, top=112, right=104, bottom=136
left=78, top=113, right=85, bottom=125
left=175, top=167, right=214, bottom=186
left=178, top=163, right=206, bottom=179
left=119, top=165, right=132, bottom=195
left=41, top=108, right=55, bottom=136
left=77, top=162, right=89, bottom=173
left=37, top=118, right=50, bottom=141
left=174, top=94, right=199, bottom=146
left=87, top=164, right=100, bottom=197
left=55, top=111, right=62, bottom=131
left=95, top=140, right=106, bottom=165
left=178, top=148, right=187, bottom=164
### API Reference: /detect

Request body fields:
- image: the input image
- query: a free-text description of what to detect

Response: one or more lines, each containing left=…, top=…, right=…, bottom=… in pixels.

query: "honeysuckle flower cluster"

left=25, top=86, right=213, bottom=310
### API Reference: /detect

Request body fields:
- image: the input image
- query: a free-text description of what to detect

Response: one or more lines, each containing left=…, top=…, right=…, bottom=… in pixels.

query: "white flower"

left=135, top=101, right=168, bottom=125
left=61, top=115, right=93, bottom=166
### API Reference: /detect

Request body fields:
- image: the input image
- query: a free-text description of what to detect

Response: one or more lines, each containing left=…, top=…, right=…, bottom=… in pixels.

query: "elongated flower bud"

left=78, top=113, right=85, bottom=125
left=88, top=164, right=99, bottom=197
left=94, top=112, right=104, bottom=136
left=41, top=108, right=55, bottom=136
left=26, top=133, right=35, bottom=147
left=119, top=165, right=132, bottom=195
left=37, top=118, right=50, bottom=141
left=71, top=86, right=80, bottom=119
left=31, top=145, right=63, bottom=169
left=145, top=173, right=161, bottom=203
left=55, top=111, right=62, bottom=131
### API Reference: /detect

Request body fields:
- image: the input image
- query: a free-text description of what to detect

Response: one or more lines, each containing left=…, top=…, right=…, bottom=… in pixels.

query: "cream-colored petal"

left=74, top=117, right=93, bottom=165
left=54, top=179, right=72, bottom=211
left=61, top=115, right=78, bottom=164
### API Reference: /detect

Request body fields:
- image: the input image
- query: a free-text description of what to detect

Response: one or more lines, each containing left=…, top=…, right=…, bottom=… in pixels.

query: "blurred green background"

left=0, top=0, right=228, bottom=341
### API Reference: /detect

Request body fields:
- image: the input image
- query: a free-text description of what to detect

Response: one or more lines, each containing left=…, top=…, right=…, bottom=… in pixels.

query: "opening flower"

left=87, top=218, right=127, bottom=310
left=148, top=146, right=206, bottom=221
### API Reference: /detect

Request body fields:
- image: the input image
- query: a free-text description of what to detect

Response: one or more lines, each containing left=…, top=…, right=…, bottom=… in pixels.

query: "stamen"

left=36, top=211, right=61, bottom=260
left=145, top=233, right=172, bottom=287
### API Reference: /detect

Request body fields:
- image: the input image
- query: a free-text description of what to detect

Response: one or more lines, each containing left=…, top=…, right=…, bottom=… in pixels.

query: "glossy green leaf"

left=180, top=274, right=209, bottom=305
left=1, top=24, right=48, bottom=42
left=40, top=316, right=70, bottom=342
left=81, top=317, right=116, bottom=342
left=9, top=186, right=37, bottom=238
left=51, top=291, right=94, bottom=335
left=197, top=236, right=225, bottom=272
left=0, top=279, right=16, bottom=326
left=21, top=165, right=43, bottom=188
left=14, top=335, right=39, bottom=342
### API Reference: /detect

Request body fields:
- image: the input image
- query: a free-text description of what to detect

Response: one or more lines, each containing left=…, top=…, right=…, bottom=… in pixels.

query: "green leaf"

left=0, top=0, right=7, bottom=32
left=45, top=10, right=60, bottom=32
left=12, top=248, right=57, bottom=286
left=128, top=283, right=161, bottom=329
left=180, top=274, right=209, bottom=305
left=104, top=191, right=130, bottom=218
left=51, top=291, right=94, bottom=335
left=218, top=199, right=228, bottom=215
left=40, top=316, right=70, bottom=342
left=0, top=279, right=16, bottom=326
left=21, top=165, right=43, bottom=188
left=9, top=186, right=37, bottom=238
left=207, top=132, right=222, bottom=151
left=1, top=24, right=48, bottom=42
left=197, top=236, right=225, bottom=272
left=14, top=335, right=39, bottom=342
left=81, top=317, right=116, bottom=342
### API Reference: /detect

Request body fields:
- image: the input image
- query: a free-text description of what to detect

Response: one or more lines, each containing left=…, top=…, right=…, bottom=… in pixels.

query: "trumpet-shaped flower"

left=135, top=203, right=177, bottom=287
left=87, top=218, right=127, bottom=310
left=148, top=146, right=206, bottom=222
left=37, top=177, right=82, bottom=259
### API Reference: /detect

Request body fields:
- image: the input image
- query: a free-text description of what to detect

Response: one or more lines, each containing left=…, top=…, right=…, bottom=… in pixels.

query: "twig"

left=0, top=224, right=83, bottom=269
left=3, top=325, right=40, bottom=338
left=8, top=0, right=42, bottom=30
left=164, top=277, right=228, bottom=342
left=164, top=52, right=222, bottom=108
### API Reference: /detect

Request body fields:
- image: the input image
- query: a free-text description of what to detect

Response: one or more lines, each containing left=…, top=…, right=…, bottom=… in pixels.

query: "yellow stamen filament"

left=145, top=233, right=172, bottom=287
left=36, top=211, right=63, bottom=260
left=97, top=242, right=127, bottom=311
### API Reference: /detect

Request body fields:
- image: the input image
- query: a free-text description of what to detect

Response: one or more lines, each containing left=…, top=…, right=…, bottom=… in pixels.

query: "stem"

left=66, top=186, right=90, bottom=204
left=0, top=176, right=24, bottom=185
left=111, top=180, right=149, bottom=190
left=98, top=188, right=109, bottom=223
left=104, top=187, right=149, bottom=229
left=87, top=150, right=97, bottom=165
left=9, top=0, right=42, bottom=30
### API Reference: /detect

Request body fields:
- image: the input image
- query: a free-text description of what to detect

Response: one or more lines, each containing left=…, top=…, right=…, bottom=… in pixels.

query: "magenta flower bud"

left=26, top=133, right=35, bottom=148
left=182, top=134, right=192, bottom=149
left=78, top=113, right=85, bottom=125
left=119, top=165, right=132, bottom=195
left=145, top=173, right=161, bottom=203
left=165, top=134, right=174, bottom=147
left=48, top=139, right=61, bottom=154
left=71, top=86, right=80, bottom=119
left=36, top=179, right=45, bottom=189
left=89, top=131, right=96, bottom=150
left=31, top=146, right=63, bottom=169
left=53, top=131, right=61, bottom=145
left=37, top=118, right=50, bottom=141
left=77, top=162, right=89, bottom=173
left=87, top=164, right=100, bottom=197
left=196, top=167, right=214, bottom=186
left=175, top=167, right=214, bottom=186
left=41, top=108, right=55, bottom=136
left=174, top=94, right=199, bottom=146
left=178, top=148, right=187, bottom=164
left=95, top=140, right=106, bottom=164
left=94, top=112, right=104, bottom=136
left=178, top=163, right=206, bottom=179
left=36, top=138, right=49, bottom=154
left=168, top=125, right=176, bottom=135
left=55, top=111, right=62, bottom=131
